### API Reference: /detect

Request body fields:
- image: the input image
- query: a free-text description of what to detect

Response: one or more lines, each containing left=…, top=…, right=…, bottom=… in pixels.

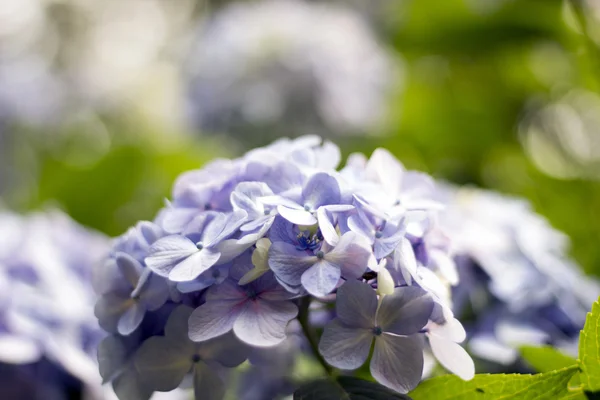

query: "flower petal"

left=318, top=319, right=372, bottom=370
left=145, top=236, right=198, bottom=278
left=301, top=260, right=341, bottom=298
left=97, top=335, right=128, bottom=383
left=377, top=286, right=433, bottom=335
left=268, top=241, right=316, bottom=286
left=429, top=335, right=474, bottom=380
left=188, top=300, right=244, bottom=343
left=277, top=206, right=317, bottom=225
left=115, top=252, right=143, bottom=288
left=371, top=334, right=424, bottom=394
left=193, top=362, right=226, bottom=400
left=118, top=301, right=146, bottom=336
left=233, top=299, right=298, bottom=347
left=169, top=249, right=221, bottom=282
left=94, top=293, right=132, bottom=333
left=326, top=231, right=372, bottom=280
left=197, top=331, right=249, bottom=367
left=134, top=336, right=192, bottom=392
left=203, top=210, right=248, bottom=247
left=335, top=280, right=377, bottom=329
left=302, top=173, right=341, bottom=209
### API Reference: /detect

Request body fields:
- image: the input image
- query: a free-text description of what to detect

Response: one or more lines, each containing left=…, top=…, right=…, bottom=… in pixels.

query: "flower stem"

left=298, top=296, right=334, bottom=376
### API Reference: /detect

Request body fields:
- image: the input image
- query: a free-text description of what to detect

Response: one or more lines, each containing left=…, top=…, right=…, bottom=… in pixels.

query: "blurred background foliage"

left=1, top=0, right=599, bottom=278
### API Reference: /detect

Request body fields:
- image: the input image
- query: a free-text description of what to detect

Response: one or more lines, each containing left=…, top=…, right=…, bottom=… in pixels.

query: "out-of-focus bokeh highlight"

left=1, top=0, right=600, bottom=391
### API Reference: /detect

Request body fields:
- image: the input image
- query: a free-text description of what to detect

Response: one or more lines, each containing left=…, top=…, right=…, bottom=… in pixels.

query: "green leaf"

left=294, top=377, right=412, bottom=400
left=520, top=345, right=577, bottom=372
left=409, top=366, right=579, bottom=400
left=579, top=297, right=600, bottom=392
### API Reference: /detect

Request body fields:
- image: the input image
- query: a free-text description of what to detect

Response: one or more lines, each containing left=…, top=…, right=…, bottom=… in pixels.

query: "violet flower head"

left=0, top=209, right=114, bottom=399
left=95, top=136, right=473, bottom=399
left=438, top=185, right=600, bottom=365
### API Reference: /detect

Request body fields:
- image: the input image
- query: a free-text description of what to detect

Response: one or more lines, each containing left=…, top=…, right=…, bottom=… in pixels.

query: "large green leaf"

left=520, top=345, right=577, bottom=373
left=579, top=297, right=600, bottom=393
left=294, top=377, right=411, bottom=400
left=409, top=366, right=579, bottom=400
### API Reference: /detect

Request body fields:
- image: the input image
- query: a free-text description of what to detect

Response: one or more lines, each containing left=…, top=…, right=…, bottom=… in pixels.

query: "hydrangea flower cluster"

left=184, top=0, right=399, bottom=145
left=0, top=209, right=110, bottom=399
left=95, top=136, right=474, bottom=399
left=437, top=186, right=600, bottom=365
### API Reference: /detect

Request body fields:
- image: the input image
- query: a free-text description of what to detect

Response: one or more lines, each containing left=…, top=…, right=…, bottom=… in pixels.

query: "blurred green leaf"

left=409, top=366, right=579, bottom=400
left=520, top=346, right=577, bottom=373
left=579, top=297, right=600, bottom=392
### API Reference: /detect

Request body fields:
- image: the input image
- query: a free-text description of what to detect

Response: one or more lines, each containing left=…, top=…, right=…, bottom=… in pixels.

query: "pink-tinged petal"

left=169, top=249, right=221, bottom=282
left=371, top=334, right=424, bottom=394
left=188, top=300, right=245, bottom=343
left=232, top=299, right=298, bottom=347
left=268, top=241, right=316, bottom=286
left=145, top=236, right=198, bottom=278
left=326, top=232, right=372, bottom=280
left=117, top=301, right=146, bottom=336
left=429, top=335, right=474, bottom=380
left=301, top=260, right=341, bottom=298
left=377, top=286, right=433, bottom=336
left=335, top=281, right=377, bottom=329
left=318, top=320, right=372, bottom=370
left=277, top=205, right=317, bottom=225
left=134, top=336, right=192, bottom=392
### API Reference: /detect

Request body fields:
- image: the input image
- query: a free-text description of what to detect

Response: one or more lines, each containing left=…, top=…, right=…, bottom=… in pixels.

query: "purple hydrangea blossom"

left=95, top=136, right=473, bottom=399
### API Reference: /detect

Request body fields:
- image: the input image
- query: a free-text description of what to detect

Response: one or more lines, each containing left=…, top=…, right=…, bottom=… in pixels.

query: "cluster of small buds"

left=0, top=209, right=110, bottom=399
left=437, top=186, right=600, bottom=365
left=95, top=136, right=474, bottom=399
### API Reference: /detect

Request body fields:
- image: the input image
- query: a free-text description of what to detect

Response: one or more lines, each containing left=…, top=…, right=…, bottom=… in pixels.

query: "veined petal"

left=188, top=300, right=245, bottom=343
left=268, top=241, right=316, bottom=286
left=301, top=260, right=341, bottom=297
left=233, top=299, right=298, bottom=347
left=203, top=210, right=248, bottom=247
left=335, top=280, right=377, bottom=329
left=277, top=206, right=317, bottom=225
left=317, top=207, right=340, bottom=246
left=371, top=334, right=424, bottom=394
left=134, top=336, right=191, bottom=392
left=377, top=286, right=433, bottom=336
left=169, top=249, right=221, bottom=282
left=429, top=334, right=474, bottom=380
left=140, top=273, right=169, bottom=311
left=145, top=236, right=198, bottom=278
left=318, top=320, right=372, bottom=370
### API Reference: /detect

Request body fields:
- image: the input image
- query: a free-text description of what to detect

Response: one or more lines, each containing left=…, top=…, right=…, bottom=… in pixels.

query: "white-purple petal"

left=377, top=286, right=433, bottom=336
left=429, top=335, right=474, bottom=380
left=370, top=334, right=424, bottom=394
left=188, top=300, right=244, bottom=342
left=318, top=319, right=372, bottom=370
left=302, top=173, right=341, bottom=209
left=325, top=231, right=371, bottom=280
left=301, top=260, right=341, bottom=298
left=335, top=281, right=377, bottom=329
left=117, top=301, right=146, bottom=336
left=232, top=299, right=298, bottom=347
left=145, top=235, right=199, bottom=278
left=268, top=242, right=317, bottom=286
left=277, top=205, right=317, bottom=226
left=169, top=249, right=221, bottom=282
